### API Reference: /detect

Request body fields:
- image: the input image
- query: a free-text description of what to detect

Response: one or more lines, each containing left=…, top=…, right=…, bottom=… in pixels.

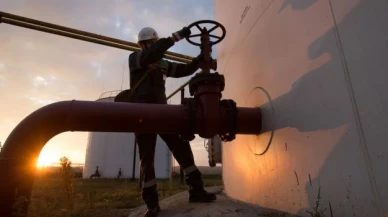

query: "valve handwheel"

left=186, top=20, right=226, bottom=46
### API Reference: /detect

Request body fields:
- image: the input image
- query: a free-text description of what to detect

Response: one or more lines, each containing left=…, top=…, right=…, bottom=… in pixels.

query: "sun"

left=37, top=152, right=57, bottom=167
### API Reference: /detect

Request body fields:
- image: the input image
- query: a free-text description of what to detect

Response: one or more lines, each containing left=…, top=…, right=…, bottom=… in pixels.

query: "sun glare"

left=37, top=153, right=57, bottom=167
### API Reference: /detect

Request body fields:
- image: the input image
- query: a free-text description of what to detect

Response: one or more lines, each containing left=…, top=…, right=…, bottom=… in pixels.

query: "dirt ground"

left=127, top=186, right=301, bottom=217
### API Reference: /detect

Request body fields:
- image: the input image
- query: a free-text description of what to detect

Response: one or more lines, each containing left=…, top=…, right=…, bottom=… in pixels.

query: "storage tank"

left=215, top=0, right=388, bottom=216
left=83, top=90, right=172, bottom=179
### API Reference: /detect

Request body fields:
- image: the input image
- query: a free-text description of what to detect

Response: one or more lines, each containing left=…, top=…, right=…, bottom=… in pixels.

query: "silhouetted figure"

left=89, top=166, right=101, bottom=179
left=117, top=168, right=122, bottom=179
left=123, top=26, right=217, bottom=217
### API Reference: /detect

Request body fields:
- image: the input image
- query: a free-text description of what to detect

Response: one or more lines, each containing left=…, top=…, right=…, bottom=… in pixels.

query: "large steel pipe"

left=0, top=99, right=261, bottom=216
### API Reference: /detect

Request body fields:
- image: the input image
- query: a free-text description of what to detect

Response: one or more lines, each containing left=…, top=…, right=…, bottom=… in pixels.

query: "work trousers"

left=136, top=132, right=199, bottom=189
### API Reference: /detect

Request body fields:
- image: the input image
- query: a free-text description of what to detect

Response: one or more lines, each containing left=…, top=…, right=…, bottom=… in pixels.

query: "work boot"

left=186, top=169, right=217, bottom=203
left=142, top=186, right=161, bottom=217
left=188, top=186, right=217, bottom=203
left=144, top=205, right=161, bottom=217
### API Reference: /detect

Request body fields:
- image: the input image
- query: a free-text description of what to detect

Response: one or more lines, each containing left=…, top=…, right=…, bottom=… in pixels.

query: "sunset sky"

left=0, top=0, right=215, bottom=167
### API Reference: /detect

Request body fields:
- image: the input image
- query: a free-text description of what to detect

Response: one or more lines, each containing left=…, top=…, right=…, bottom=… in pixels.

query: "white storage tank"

left=215, top=0, right=388, bottom=216
left=83, top=91, right=172, bottom=179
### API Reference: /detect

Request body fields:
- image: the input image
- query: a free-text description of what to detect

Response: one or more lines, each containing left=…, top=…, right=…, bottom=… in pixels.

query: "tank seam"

left=327, top=0, right=383, bottom=215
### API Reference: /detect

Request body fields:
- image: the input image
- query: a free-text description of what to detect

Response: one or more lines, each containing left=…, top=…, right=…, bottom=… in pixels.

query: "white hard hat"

left=137, top=27, right=159, bottom=42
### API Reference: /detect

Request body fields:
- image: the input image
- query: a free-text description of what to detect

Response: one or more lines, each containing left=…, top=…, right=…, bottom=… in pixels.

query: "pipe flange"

left=189, top=72, right=225, bottom=96
left=245, top=87, right=275, bottom=156
left=220, top=99, right=238, bottom=142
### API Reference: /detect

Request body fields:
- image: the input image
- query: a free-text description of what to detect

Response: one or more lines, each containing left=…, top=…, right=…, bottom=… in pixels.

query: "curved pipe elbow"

left=0, top=100, right=184, bottom=216
left=1, top=100, right=184, bottom=158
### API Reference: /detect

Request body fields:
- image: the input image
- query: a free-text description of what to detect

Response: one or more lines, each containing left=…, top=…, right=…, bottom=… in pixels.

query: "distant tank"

left=83, top=90, right=172, bottom=179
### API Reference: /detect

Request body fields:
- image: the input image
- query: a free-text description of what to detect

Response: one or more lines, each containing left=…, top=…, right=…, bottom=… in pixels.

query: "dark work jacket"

left=129, top=37, right=199, bottom=104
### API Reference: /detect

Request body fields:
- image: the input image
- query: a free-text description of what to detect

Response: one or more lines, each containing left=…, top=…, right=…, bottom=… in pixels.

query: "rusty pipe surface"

left=0, top=11, right=194, bottom=62
left=236, top=107, right=262, bottom=134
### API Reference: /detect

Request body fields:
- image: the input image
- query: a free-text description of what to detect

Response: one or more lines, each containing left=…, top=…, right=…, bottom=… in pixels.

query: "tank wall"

left=83, top=97, right=172, bottom=179
left=215, top=0, right=388, bottom=216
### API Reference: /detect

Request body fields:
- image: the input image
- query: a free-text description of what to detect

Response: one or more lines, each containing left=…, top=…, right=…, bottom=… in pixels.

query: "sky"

left=0, top=0, right=215, bottom=167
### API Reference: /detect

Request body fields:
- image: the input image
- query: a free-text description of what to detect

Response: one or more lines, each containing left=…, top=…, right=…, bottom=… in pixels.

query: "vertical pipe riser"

left=0, top=158, right=36, bottom=215
left=197, top=88, right=222, bottom=138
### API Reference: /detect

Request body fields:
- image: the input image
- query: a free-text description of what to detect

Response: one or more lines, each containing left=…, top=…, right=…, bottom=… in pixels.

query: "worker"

left=129, top=26, right=217, bottom=217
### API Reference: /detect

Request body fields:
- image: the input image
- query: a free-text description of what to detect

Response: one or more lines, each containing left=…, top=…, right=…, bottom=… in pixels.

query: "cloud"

left=91, top=61, right=104, bottom=78
left=122, top=27, right=132, bottom=36
left=27, top=96, right=56, bottom=106
left=22, top=41, right=36, bottom=50
left=114, top=15, right=122, bottom=28
left=33, top=76, right=49, bottom=87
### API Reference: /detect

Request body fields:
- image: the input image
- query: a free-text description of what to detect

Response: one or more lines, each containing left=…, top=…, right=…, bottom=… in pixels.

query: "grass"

left=306, top=186, right=327, bottom=217
left=27, top=168, right=222, bottom=217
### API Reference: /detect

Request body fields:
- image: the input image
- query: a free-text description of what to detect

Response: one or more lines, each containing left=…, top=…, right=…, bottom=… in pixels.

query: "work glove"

left=172, top=27, right=191, bottom=42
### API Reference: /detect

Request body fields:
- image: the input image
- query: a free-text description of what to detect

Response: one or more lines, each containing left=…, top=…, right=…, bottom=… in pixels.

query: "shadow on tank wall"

left=257, top=0, right=387, bottom=216
left=278, top=0, right=319, bottom=13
